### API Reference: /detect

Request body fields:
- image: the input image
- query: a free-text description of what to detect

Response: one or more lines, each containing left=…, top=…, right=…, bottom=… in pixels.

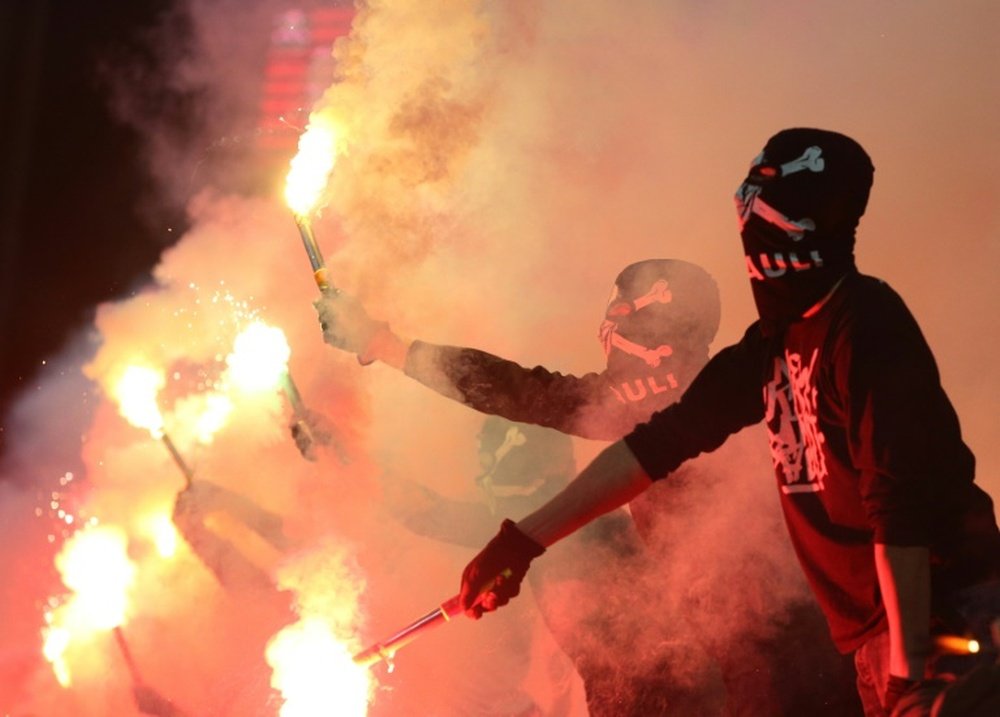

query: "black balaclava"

left=599, top=259, right=720, bottom=393
left=735, top=128, right=874, bottom=336
left=600, top=261, right=719, bottom=545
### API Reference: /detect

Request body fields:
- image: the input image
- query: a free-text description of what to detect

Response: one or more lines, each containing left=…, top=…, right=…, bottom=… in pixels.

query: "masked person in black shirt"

left=317, top=258, right=859, bottom=714
left=450, top=128, right=1000, bottom=717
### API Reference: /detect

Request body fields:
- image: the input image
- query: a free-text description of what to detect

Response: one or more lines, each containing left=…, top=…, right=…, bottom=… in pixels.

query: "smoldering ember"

left=1, top=2, right=998, bottom=716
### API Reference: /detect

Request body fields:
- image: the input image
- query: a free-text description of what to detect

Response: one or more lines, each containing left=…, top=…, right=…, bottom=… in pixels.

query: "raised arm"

left=516, top=440, right=651, bottom=547
left=314, top=291, right=410, bottom=368
left=315, top=291, right=633, bottom=439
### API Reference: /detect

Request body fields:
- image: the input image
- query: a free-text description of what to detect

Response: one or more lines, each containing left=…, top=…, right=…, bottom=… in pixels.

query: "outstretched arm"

left=315, top=291, right=628, bottom=438
left=516, top=440, right=651, bottom=547
left=455, top=330, right=768, bottom=616
left=382, top=474, right=493, bottom=546
left=458, top=440, right=651, bottom=617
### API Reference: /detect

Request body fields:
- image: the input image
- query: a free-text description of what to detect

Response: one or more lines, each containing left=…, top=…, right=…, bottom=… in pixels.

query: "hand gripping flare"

left=351, top=523, right=540, bottom=668
left=352, top=567, right=516, bottom=669
left=460, top=519, right=546, bottom=619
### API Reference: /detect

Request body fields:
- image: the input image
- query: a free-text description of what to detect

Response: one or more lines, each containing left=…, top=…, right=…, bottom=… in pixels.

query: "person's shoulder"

left=847, top=272, right=901, bottom=299
left=736, top=319, right=765, bottom=345
left=833, top=272, right=925, bottom=347
left=703, top=320, right=770, bottom=371
left=837, top=272, right=913, bottom=323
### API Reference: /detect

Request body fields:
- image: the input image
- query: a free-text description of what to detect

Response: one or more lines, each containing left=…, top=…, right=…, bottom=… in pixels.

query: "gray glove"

left=314, top=291, right=388, bottom=363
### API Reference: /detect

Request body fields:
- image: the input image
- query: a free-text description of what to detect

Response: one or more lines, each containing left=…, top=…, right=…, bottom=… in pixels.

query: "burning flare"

left=283, top=113, right=340, bottom=292
left=111, top=364, right=193, bottom=484
left=141, top=511, right=181, bottom=559
left=284, top=114, right=340, bottom=218
left=42, top=524, right=137, bottom=687
left=226, top=321, right=292, bottom=393
left=110, top=362, right=236, bottom=488
left=191, top=391, right=234, bottom=444
left=934, top=634, right=981, bottom=655
left=266, top=545, right=375, bottom=716
left=113, top=365, right=166, bottom=437
left=267, top=617, right=373, bottom=717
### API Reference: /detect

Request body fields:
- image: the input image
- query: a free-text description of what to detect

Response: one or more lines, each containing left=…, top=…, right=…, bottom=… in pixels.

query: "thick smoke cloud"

left=1, top=1, right=997, bottom=715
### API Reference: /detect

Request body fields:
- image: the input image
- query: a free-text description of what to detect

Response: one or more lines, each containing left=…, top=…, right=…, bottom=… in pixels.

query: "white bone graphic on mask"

left=495, top=426, right=526, bottom=462
left=735, top=182, right=763, bottom=227
left=609, top=333, right=673, bottom=367
left=599, top=279, right=675, bottom=357
left=780, top=146, right=825, bottom=176
left=632, top=279, right=672, bottom=310
left=476, top=426, right=546, bottom=514
left=598, top=279, right=674, bottom=360
left=749, top=196, right=816, bottom=241
left=735, top=146, right=824, bottom=231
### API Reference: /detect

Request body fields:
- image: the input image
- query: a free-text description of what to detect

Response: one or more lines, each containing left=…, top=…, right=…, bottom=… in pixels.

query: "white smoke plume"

left=1, top=1, right=997, bottom=715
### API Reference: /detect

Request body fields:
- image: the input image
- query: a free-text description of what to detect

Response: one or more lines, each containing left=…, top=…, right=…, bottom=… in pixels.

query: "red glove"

left=460, top=519, right=545, bottom=619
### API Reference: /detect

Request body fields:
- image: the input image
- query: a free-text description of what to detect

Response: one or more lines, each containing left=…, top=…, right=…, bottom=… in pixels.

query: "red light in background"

left=256, top=4, right=355, bottom=152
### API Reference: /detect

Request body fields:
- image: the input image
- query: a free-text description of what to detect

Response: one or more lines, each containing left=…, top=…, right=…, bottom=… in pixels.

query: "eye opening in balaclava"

left=736, top=128, right=874, bottom=336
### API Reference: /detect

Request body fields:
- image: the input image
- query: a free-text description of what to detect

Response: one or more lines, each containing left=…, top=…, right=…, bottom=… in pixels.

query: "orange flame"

left=284, top=114, right=340, bottom=217
left=266, top=545, right=375, bottom=716
left=113, top=361, right=235, bottom=449
left=226, top=321, right=292, bottom=393
left=140, top=511, right=180, bottom=559
left=267, top=617, right=374, bottom=716
left=192, top=392, right=234, bottom=443
left=112, top=365, right=166, bottom=437
left=42, top=524, right=136, bottom=687
left=934, top=635, right=981, bottom=655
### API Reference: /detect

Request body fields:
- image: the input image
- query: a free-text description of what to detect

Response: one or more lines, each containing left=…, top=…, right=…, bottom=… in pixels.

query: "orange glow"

left=266, top=547, right=374, bottom=716
left=203, top=511, right=283, bottom=575
left=193, top=391, right=234, bottom=443
left=284, top=114, right=340, bottom=217
left=934, top=635, right=981, bottom=655
left=114, top=361, right=234, bottom=458
left=112, top=365, right=166, bottom=437
left=266, top=617, right=374, bottom=717
left=141, top=512, right=180, bottom=558
left=42, top=524, right=136, bottom=687
left=226, top=321, right=292, bottom=393
left=41, top=623, right=72, bottom=687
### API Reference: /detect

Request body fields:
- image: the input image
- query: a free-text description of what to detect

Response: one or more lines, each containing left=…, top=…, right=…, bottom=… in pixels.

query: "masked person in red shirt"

left=317, top=258, right=860, bottom=714
left=452, top=128, right=1000, bottom=716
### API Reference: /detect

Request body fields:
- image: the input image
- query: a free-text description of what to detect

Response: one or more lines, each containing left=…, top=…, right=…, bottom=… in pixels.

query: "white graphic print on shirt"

left=764, top=348, right=828, bottom=494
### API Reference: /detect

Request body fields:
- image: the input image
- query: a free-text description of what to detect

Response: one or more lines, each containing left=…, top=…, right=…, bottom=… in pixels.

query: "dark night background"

left=0, top=2, right=195, bottom=463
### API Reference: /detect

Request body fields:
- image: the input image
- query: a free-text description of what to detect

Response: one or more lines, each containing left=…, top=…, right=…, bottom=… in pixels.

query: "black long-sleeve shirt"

left=403, top=341, right=702, bottom=440
left=397, top=318, right=862, bottom=712
left=402, top=338, right=712, bottom=540
left=625, top=272, right=1000, bottom=651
